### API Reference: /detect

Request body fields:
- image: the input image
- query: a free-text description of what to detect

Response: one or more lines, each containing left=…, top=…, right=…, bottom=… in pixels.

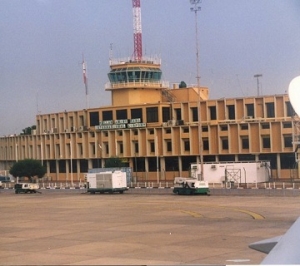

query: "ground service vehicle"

left=86, top=171, right=128, bottom=194
left=14, top=183, right=40, bottom=194
left=173, top=177, right=210, bottom=195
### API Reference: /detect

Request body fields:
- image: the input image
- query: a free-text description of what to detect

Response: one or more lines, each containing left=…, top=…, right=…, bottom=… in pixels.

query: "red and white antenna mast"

left=132, top=0, right=142, bottom=61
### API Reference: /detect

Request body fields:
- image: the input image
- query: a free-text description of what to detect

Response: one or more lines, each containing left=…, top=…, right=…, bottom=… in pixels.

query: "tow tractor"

left=173, top=177, right=210, bottom=195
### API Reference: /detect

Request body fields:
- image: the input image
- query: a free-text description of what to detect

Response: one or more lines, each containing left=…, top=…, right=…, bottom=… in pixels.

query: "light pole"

left=190, top=0, right=204, bottom=180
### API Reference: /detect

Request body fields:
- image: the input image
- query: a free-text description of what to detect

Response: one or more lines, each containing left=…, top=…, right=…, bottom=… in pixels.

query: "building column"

left=160, top=157, right=165, bottom=182
left=178, top=156, right=182, bottom=177
left=277, top=153, right=281, bottom=179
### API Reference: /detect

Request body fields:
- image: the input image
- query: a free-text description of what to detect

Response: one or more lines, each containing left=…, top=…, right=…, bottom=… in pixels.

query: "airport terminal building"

left=0, top=57, right=299, bottom=183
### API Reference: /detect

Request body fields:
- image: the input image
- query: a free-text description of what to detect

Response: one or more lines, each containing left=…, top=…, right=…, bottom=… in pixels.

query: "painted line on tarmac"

left=180, top=210, right=203, bottom=218
left=232, top=208, right=265, bottom=220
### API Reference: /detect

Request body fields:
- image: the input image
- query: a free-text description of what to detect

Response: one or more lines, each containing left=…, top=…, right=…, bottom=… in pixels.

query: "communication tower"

left=132, top=0, right=143, bottom=61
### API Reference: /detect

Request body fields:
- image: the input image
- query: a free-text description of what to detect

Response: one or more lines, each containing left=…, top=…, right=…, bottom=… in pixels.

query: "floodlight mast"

left=190, top=0, right=203, bottom=180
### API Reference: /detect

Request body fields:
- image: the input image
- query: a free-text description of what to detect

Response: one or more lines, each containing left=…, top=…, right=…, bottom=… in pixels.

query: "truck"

left=173, top=177, right=210, bottom=195
left=14, top=183, right=40, bottom=194
left=85, top=171, right=128, bottom=194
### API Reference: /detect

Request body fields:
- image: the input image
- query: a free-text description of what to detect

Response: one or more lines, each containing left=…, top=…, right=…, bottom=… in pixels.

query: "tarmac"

left=1, top=188, right=300, bottom=265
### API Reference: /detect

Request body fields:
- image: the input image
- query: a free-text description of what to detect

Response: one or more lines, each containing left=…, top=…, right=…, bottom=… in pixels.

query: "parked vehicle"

left=85, top=171, right=128, bottom=194
left=14, top=183, right=40, bottom=194
left=173, top=177, right=210, bottom=195
left=0, top=176, right=11, bottom=183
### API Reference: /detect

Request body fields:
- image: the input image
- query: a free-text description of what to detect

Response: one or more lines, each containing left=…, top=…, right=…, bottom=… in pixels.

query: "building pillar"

left=276, top=153, right=281, bottom=179
left=160, top=157, right=165, bottom=181
left=178, top=156, right=182, bottom=177
left=55, top=160, right=59, bottom=181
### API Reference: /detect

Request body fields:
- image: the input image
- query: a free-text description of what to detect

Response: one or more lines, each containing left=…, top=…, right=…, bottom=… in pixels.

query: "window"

left=240, top=124, right=248, bottom=130
left=266, top=102, right=275, bottom=118
left=119, top=142, right=123, bottom=154
left=148, top=129, right=154, bottom=134
left=262, top=136, right=271, bottom=148
left=261, top=123, right=270, bottom=129
left=241, top=137, right=249, bottom=149
left=286, top=101, right=294, bottom=117
left=227, top=105, right=235, bottom=120
left=146, top=107, right=158, bottom=123
left=284, top=135, right=293, bottom=148
left=150, top=141, right=155, bottom=153
left=118, top=131, right=123, bottom=136
left=191, top=107, right=198, bottom=122
left=280, top=153, right=295, bottom=169
left=222, top=138, right=228, bottom=150
left=162, top=107, right=171, bottom=122
left=102, top=110, right=113, bottom=121
left=78, top=143, right=83, bottom=155
left=104, top=143, right=109, bottom=154
left=184, top=140, right=190, bottom=151
left=182, top=127, right=189, bottom=133
left=220, top=125, right=228, bottom=131
left=116, top=109, right=127, bottom=120
left=131, top=108, right=142, bottom=120
left=134, top=142, right=139, bottom=153
left=148, top=157, right=159, bottom=172
left=89, top=112, right=99, bottom=126
left=246, top=104, right=254, bottom=118
left=203, top=139, right=209, bottom=150
left=283, top=122, right=292, bottom=128
left=175, top=108, right=182, bottom=120
left=166, top=140, right=172, bottom=152
left=165, top=157, right=178, bottom=171
left=209, top=106, right=217, bottom=120
left=165, top=128, right=171, bottom=134
left=202, top=126, right=208, bottom=132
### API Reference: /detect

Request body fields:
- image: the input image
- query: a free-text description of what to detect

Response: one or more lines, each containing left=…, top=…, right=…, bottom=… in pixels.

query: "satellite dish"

left=288, top=76, right=300, bottom=117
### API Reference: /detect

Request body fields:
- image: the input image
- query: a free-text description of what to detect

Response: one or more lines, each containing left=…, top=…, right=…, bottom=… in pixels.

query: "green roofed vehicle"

left=173, top=177, right=210, bottom=195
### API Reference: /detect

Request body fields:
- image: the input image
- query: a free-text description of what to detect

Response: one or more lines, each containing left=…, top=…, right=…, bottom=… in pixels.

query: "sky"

left=0, top=0, right=299, bottom=136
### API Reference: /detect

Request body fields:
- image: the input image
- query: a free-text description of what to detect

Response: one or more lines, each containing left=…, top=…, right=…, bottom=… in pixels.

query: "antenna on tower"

left=109, top=43, right=113, bottom=65
left=82, top=54, right=89, bottom=109
left=190, top=0, right=201, bottom=88
left=132, top=0, right=143, bottom=61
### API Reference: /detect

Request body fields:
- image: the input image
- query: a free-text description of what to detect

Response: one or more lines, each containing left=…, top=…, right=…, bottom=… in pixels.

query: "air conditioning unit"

left=245, top=116, right=253, bottom=120
left=211, top=165, right=217, bottom=169
left=51, top=128, right=58, bottom=134
left=192, top=165, right=198, bottom=169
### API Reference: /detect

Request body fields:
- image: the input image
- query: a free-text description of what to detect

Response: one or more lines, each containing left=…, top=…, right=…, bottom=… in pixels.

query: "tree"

left=21, top=125, right=36, bottom=135
left=9, top=159, right=46, bottom=182
left=179, top=81, right=187, bottom=88
left=105, top=157, right=125, bottom=168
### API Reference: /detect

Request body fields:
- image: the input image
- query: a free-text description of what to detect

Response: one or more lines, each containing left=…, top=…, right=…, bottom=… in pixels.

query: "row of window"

left=44, top=152, right=297, bottom=174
